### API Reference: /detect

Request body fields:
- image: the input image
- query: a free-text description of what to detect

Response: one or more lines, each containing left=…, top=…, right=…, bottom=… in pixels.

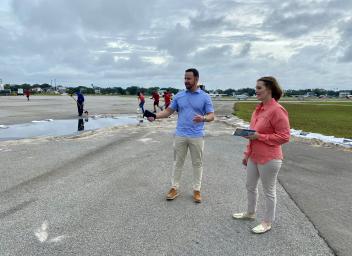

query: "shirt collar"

left=186, top=88, right=201, bottom=94
left=256, top=98, right=277, bottom=111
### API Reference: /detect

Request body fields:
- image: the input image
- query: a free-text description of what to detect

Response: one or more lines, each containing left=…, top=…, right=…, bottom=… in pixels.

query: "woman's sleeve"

left=257, top=107, right=290, bottom=146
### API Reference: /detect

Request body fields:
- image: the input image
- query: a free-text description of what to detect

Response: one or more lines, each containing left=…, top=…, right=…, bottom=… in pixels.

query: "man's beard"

left=185, top=83, right=193, bottom=90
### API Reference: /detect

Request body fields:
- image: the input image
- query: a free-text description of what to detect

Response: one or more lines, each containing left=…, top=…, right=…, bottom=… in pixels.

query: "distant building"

left=57, top=86, right=66, bottom=94
left=0, top=84, right=4, bottom=90
left=339, top=91, right=351, bottom=98
left=32, top=87, right=43, bottom=93
left=304, top=92, right=316, bottom=97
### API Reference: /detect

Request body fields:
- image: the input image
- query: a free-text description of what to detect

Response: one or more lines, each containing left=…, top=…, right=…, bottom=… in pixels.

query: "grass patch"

left=284, top=101, right=352, bottom=105
left=234, top=101, right=352, bottom=139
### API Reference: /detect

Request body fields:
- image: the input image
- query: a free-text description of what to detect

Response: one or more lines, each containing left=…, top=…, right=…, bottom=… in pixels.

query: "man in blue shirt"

left=147, top=68, right=215, bottom=203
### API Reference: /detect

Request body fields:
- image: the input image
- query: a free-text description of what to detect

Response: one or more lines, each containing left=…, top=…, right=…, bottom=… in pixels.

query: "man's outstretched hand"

left=143, top=110, right=157, bottom=122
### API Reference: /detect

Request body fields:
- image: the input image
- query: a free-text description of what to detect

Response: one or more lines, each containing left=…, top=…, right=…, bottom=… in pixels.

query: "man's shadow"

left=78, top=117, right=89, bottom=131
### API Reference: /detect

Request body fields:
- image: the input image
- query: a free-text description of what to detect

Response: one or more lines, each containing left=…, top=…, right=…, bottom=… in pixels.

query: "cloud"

left=337, top=18, right=352, bottom=62
left=11, top=0, right=159, bottom=34
left=0, top=0, right=351, bottom=90
left=195, top=45, right=234, bottom=60
left=157, top=23, right=199, bottom=60
left=189, top=14, right=230, bottom=32
left=239, top=42, right=251, bottom=57
left=262, top=1, right=337, bottom=38
left=339, top=45, right=352, bottom=63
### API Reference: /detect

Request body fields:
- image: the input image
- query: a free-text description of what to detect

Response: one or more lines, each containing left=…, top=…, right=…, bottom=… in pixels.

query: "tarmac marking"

left=35, top=221, right=67, bottom=243
left=138, top=138, right=160, bottom=143
left=0, top=148, right=12, bottom=152
left=35, top=221, right=49, bottom=242
left=49, top=235, right=67, bottom=243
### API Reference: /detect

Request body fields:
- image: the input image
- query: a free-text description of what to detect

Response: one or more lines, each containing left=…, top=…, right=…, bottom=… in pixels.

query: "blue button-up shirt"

left=170, top=88, right=214, bottom=138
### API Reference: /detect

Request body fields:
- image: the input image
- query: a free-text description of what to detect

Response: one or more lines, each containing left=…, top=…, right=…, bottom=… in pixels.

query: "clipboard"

left=232, top=128, right=256, bottom=137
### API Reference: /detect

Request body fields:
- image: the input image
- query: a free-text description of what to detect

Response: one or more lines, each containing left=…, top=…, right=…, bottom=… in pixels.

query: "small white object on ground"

left=32, top=119, right=54, bottom=123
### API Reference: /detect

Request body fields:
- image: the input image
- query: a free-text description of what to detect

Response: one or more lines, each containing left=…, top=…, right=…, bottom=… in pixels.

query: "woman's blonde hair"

left=257, top=76, right=283, bottom=101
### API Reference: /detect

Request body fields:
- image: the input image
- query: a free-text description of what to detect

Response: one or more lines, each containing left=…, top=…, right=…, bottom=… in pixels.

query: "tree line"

left=66, top=86, right=180, bottom=96
left=2, top=84, right=180, bottom=96
left=1, top=83, right=348, bottom=97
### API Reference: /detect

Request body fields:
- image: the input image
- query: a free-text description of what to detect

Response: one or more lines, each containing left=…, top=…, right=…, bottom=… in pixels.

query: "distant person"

left=151, top=90, right=163, bottom=113
left=232, top=76, right=290, bottom=234
left=137, top=91, right=145, bottom=113
left=163, top=90, right=172, bottom=109
left=76, top=91, right=85, bottom=116
left=147, top=68, right=214, bottom=203
left=25, top=89, right=30, bottom=101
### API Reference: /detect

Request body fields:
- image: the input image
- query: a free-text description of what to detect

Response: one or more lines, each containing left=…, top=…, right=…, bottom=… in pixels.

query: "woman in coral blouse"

left=233, top=76, right=290, bottom=234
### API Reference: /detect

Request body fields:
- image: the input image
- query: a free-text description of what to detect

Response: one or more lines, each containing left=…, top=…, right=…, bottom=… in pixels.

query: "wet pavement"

left=0, top=116, right=138, bottom=141
left=0, top=95, right=140, bottom=125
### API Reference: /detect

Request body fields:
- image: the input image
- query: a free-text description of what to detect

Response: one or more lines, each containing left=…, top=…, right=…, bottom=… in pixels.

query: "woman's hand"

left=242, top=158, right=248, bottom=166
left=244, top=132, right=259, bottom=140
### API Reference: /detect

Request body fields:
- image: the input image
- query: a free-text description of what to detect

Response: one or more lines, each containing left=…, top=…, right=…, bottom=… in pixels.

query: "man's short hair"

left=185, top=68, right=199, bottom=78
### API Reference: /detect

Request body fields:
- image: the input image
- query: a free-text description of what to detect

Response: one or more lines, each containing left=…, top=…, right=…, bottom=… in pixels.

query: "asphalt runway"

left=0, top=95, right=350, bottom=255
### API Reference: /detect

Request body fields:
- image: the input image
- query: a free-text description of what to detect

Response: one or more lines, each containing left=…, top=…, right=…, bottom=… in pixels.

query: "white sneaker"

left=232, top=212, right=255, bottom=220
left=251, top=223, right=272, bottom=234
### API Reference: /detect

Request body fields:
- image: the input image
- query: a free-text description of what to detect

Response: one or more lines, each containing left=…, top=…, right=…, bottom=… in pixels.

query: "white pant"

left=246, top=158, right=282, bottom=222
left=172, top=136, right=204, bottom=191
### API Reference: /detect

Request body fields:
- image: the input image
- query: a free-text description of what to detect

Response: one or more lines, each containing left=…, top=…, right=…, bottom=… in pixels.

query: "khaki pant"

left=246, top=158, right=282, bottom=222
left=172, top=136, right=205, bottom=191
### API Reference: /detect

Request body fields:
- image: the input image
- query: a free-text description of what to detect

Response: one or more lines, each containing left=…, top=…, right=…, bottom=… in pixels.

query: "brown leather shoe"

left=166, top=187, right=179, bottom=200
left=193, top=190, right=201, bottom=203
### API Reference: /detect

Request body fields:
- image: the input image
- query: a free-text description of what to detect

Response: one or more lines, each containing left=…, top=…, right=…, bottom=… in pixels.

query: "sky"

left=0, top=0, right=352, bottom=90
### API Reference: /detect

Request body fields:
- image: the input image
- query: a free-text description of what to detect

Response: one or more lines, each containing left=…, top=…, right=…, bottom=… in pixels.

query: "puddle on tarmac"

left=0, top=116, right=140, bottom=141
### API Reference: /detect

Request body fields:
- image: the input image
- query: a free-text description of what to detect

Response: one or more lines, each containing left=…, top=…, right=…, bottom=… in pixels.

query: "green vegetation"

left=2, top=83, right=180, bottom=96
left=210, top=88, right=342, bottom=97
left=234, top=101, right=352, bottom=139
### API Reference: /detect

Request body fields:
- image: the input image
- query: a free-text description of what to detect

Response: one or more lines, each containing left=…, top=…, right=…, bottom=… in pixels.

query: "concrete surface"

left=0, top=95, right=349, bottom=255
left=279, top=143, right=352, bottom=256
